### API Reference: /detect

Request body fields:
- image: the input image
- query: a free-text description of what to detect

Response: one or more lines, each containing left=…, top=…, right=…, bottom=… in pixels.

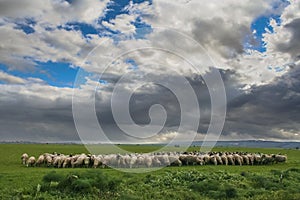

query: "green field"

left=1, top=144, right=300, bottom=199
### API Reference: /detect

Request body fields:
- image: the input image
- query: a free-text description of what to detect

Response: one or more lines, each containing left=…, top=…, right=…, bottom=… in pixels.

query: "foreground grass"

left=0, top=144, right=299, bottom=199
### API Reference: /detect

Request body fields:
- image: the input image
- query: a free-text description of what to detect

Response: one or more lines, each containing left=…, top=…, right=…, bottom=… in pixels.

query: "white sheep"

left=247, top=154, right=254, bottom=165
left=233, top=154, right=243, bottom=166
left=83, top=155, right=91, bottom=168
left=210, top=155, right=218, bottom=165
left=151, top=155, right=161, bottom=167
left=144, top=155, right=153, bottom=168
left=273, top=155, right=287, bottom=163
left=62, top=156, right=72, bottom=168
left=168, top=155, right=182, bottom=166
left=92, top=155, right=103, bottom=168
left=36, top=155, right=45, bottom=166
left=21, top=153, right=29, bottom=165
left=221, top=154, right=228, bottom=165
left=254, top=154, right=262, bottom=165
left=45, top=155, right=53, bottom=167
left=26, top=156, right=36, bottom=167
left=215, top=155, right=223, bottom=165
left=227, top=154, right=235, bottom=165
left=241, top=154, right=250, bottom=165
left=129, top=155, right=137, bottom=168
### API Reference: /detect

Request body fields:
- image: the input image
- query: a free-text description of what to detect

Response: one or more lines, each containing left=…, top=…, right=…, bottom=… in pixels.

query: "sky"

left=0, top=0, right=300, bottom=143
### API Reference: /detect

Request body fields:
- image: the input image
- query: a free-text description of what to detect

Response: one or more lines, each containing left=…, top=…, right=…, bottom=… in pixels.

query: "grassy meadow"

left=0, top=144, right=300, bottom=199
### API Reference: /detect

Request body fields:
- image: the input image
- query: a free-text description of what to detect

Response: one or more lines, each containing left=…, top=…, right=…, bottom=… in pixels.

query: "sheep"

left=83, top=155, right=91, bottom=168
left=129, top=155, right=137, bottom=168
left=58, top=155, right=67, bottom=168
left=261, top=154, right=274, bottom=165
left=221, top=154, right=228, bottom=165
left=117, top=154, right=126, bottom=168
left=52, top=155, right=62, bottom=167
left=247, top=154, right=255, bottom=165
left=241, top=154, right=250, bottom=165
left=157, top=154, right=170, bottom=166
left=179, top=155, right=188, bottom=165
left=26, top=156, right=36, bottom=167
left=62, top=156, right=72, bottom=168
left=273, top=155, right=287, bottom=163
left=202, top=154, right=210, bottom=165
left=179, top=154, right=200, bottom=166
left=90, top=155, right=100, bottom=168
left=123, top=154, right=131, bottom=168
left=21, top=153, right=29, bottom=165
left=151, top=155, right=161, bottom=167
left=71, top=154, right=85, bottom=168
left=168, top=155, right=182, bottom=166
left=45, top=155, right=53, bottom=167
left=27, top=151, right=288, bottom=168
left=254, top=154, right=262, bottom=165
left=215, top=155, right=223, bottom=165
left=209, top=155, right=218, bottom=165
left=36, top=155, right=45, bottom=167
left=107, top=154, right=118, bottom=167
left=227, top=154, right=235, bottom=165
left=134, top=155, right=143, bottom=167
left=144, top=155, right=153, bottom=168
left=233, top=154, right=243, bottom=166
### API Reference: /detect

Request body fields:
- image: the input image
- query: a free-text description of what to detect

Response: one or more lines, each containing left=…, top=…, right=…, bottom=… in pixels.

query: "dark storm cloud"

left=96, top=69, right=244, bottom=140
left=224, top=66, right=300, bottom=139
left=0, top=0, right=33, bottom=17
left=192, top=17, right=251, bottom=58
left=277, top=18, right=300, bottom=59
left=0, top=66, right=299, bottom=142
left=0, top=91, right=79, bottom=142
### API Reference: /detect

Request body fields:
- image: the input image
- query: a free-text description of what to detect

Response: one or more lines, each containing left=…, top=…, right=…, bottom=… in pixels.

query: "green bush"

left=190, top=180, right=220, bottom=193
left=42, top=171, right=64, bottom=183
left=19, top=168, right=300, bottom=200
left=71, top=179, right=92, bottom=193
left=224, top=185, right=238, bottom=198
left=38, top=170, right=120, bottom=199
left=251, top=175, right=281, bottom=190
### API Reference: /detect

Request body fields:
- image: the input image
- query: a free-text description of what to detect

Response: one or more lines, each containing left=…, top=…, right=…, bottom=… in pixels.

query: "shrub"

left=120, top=194, right=140, bottom=200
left=251, top=175, right=280, bottom=190
left=71, top=179, right=92, bottom=193
left=42, top=171, right=64, bottom=183
left=190, top=180, right=220, bottom=193
left=39, top=170, right=121, bottom=198
left=240, top=171, right=247, bottom=176
left=224, top=185, right=238, bottom=198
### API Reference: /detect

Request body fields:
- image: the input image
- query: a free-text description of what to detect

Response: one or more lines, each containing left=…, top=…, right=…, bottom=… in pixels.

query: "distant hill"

left=190, top=140, right=300, bottom=149
left=0, top=140, right=299, bottom=149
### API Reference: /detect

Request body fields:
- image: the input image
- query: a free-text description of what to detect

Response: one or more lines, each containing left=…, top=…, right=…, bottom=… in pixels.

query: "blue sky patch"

left=35, top=61, right=80, bottom=87
left=0, top=61, right=80, bottom=87
left=245, top=0, right=290, bottom=53
left=247, top=15, right=281, bottom=52
left=14, top=18, right=36, bottom=34
left=100, top=0, right=152, bottom=22
left=102, top=0, right=132, bottom=22
left=99, top=79, right=108, bottom=84
left=58, top=22, right=98, bottom=38
left=126, top=58, right=139, bottom=70
left=132, top=17, right=152, bottom=39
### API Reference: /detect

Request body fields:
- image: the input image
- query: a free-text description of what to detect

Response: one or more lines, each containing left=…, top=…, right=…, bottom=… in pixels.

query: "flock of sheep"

left=21, top=151, right=287, bottom=168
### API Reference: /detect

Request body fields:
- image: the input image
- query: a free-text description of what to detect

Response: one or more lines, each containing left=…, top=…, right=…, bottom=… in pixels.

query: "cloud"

left=0, top=0, right=299, bottom=143
left=0, top=0, right=109, bottom=25
left=277, top=18, right=300, bottom=59
left=0, top=71, right=26, bottom=84
left=224, top=65, right=300, bottom=140
left=102, top=13, right=138, bottom=34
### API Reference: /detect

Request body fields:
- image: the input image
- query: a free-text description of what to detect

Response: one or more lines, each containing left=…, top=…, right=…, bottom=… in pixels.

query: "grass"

left=0, top=144, right=299, bottom=199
